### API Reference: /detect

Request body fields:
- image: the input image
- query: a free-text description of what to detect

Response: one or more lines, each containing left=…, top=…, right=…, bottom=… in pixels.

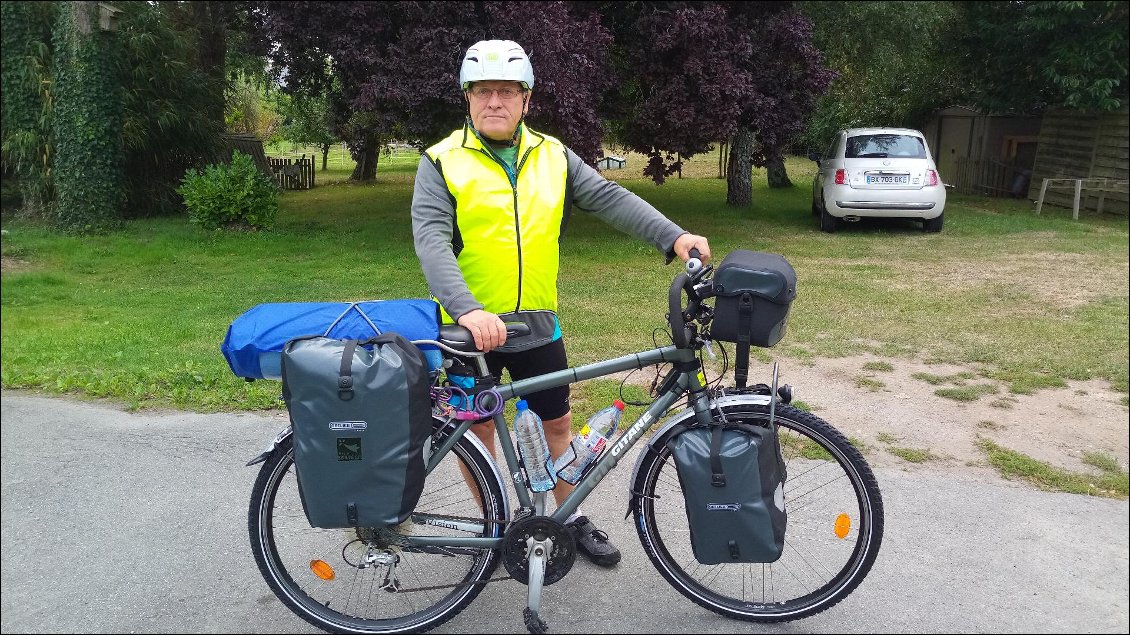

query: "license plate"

left=866, top=174, right=909, bottom=185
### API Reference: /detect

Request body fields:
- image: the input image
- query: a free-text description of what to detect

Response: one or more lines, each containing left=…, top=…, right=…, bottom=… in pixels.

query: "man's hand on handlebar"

left=457, top=309, right=508, bottom=352
left=673, top=233, right=711, bottom=264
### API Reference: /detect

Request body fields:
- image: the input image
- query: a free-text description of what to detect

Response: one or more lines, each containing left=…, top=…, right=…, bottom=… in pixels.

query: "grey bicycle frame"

left=407, top=344, right=715, bottom=550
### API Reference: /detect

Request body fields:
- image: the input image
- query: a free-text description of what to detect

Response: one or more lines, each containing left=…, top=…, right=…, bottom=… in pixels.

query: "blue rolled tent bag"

left=222, top=299, right=443, bottom=380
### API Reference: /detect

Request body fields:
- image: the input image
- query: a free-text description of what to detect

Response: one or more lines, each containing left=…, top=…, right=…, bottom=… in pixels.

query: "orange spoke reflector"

left=834, top=513, right=852, bottom=539
left=310, top=559, right=336, bottom=581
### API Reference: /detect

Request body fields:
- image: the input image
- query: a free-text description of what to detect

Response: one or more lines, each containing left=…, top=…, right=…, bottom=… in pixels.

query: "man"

left=411, top=40, right=710, bottom=567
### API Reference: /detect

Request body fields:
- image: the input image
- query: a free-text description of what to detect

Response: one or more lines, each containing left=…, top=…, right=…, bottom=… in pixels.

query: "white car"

left=809, top=127, right=946, bottom=233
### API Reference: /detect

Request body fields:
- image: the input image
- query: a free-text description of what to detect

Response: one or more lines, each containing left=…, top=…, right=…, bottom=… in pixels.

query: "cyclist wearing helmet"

left=412, top=39, right=711, bottom=567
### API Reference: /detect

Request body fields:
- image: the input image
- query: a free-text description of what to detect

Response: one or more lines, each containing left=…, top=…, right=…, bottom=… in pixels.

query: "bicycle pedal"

left=523, top=607, right=549, bottom=634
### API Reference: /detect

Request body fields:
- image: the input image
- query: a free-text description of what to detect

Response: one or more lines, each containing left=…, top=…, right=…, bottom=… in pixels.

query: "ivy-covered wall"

left=51, top=1, right=124, bottom=233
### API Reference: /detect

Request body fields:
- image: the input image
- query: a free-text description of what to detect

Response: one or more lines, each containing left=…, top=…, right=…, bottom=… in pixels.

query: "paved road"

left=1, top=391, right=1127, bottom=634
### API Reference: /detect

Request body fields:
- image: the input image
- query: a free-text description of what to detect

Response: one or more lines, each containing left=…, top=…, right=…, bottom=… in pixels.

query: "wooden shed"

left=1026, top=105, right=1129, bottom=215
left=920, top=106, right=1042, bottom=196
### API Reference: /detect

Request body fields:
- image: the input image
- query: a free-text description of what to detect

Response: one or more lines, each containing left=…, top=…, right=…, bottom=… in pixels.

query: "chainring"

left=501, top=515, right=576, bottom=586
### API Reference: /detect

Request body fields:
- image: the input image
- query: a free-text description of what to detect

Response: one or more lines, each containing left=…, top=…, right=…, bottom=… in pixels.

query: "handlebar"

left=669, top=248, right=714, bottom=349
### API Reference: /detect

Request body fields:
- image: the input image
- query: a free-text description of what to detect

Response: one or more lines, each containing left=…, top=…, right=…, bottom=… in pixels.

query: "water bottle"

left=554, top=400, right=625, bottom=484
left=513, top=400, right=556, bottom=492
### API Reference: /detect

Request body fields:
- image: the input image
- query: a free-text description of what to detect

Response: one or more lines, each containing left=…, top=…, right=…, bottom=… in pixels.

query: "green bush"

left=176, top=151, right=278, bottom=230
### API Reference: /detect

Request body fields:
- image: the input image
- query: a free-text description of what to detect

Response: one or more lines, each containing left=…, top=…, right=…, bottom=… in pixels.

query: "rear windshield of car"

left=845, top=134, right=927, bottom=159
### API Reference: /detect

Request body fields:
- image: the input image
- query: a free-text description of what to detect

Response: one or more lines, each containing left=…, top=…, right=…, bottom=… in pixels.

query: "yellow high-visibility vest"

left=425, top=124, right=569, bottom=324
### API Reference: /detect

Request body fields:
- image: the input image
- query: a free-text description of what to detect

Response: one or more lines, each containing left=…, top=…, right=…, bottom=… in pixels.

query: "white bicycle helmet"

left=459, top=40, right=535, bottom=91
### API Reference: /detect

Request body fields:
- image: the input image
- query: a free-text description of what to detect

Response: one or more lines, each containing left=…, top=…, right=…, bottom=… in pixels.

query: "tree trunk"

left=321, top=143, right=330, bottom=171
left=726, top=127, right=755, bottom=207
left=349, top=134, right=378, bottom=181
left=767, top=153, right=792, bottom=188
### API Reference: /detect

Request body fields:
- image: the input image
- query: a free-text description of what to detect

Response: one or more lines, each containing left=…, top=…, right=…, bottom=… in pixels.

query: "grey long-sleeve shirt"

left=411, top=144, right=687, bottom=324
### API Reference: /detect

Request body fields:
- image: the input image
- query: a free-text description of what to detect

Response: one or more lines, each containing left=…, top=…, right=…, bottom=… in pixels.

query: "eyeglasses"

left=468, top=86, right=525, bottom=101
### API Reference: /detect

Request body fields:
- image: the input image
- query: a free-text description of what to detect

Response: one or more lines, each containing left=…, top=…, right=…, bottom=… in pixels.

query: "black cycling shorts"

left=486, top=338, right=570, bottom=421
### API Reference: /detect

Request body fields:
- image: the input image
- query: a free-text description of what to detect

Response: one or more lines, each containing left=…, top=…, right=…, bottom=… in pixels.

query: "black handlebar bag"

left=281, top=333, right=432, bottom=529
left=668, top=422, right=787, bottom=564
left=709, top=250, right=797, bottom=387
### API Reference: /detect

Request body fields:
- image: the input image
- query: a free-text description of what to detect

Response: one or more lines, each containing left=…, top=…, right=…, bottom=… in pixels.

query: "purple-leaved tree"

left=733, top=7, right=834, bottom=201
left=596, top=2, right=831, bottom=205
left=264, top=1, right=613, bottom=179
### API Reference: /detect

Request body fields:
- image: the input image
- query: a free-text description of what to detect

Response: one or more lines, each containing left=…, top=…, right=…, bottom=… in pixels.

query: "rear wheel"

left=249, top=418, right=506, bottom=634
left=923, top=212, right=944, bottom=233
left=819, top=205, right=839, bottom=233
left=633, top=403, right=883, bottom=622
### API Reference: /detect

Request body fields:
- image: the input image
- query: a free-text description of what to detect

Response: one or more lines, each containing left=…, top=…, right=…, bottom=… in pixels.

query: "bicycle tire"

left=248, top=418, right=506, bottom=634
left=633, top=402, right=883, bottom=622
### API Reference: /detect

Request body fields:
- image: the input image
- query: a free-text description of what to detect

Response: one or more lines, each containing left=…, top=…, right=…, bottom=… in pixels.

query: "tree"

left=277, top=89, right=338, bottom=171
left=797, top=1, right=963, bottom=155
left=597, top=2, right=830, bottom=205
left=1, top=1, right=57, bottom=218
left=264, top=1, right=614, bottom=181
left=600, top=2, right=752, bottom=184
left=955, top=1, right=1129, bottom=113
left=738, top=7, right=834, bottom=192
left=264, top=1, right=402, bottom=181
left=117, top=1, right=224, bottom=218
left=483, top=1, right=614, bottom=164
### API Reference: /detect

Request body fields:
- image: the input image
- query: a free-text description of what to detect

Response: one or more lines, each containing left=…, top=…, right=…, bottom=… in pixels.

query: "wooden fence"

left=267, top=155, right=315, bottom=190
left=950, top=158, right=1031, bottom=198
left=1026, top=105, right=1129, bottom=215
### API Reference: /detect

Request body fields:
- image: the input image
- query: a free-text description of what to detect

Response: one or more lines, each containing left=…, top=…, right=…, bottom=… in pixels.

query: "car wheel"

left=923, top=213, right=943, bottom=233
left=820, top=206, right=838, bottom=233
left=811, top=198, right=821, bottom=217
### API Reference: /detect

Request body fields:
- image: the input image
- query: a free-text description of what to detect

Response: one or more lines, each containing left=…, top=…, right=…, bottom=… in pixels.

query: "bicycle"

left=247, top=250, right=885, bottom=634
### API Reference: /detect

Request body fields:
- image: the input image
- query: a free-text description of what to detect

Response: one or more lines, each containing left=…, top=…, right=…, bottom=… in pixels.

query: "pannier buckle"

left=338, top=376, right=354, bottom=400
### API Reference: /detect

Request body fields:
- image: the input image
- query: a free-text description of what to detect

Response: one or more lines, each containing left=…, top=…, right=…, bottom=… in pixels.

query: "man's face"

left=466, top=80, right=530, bottom=142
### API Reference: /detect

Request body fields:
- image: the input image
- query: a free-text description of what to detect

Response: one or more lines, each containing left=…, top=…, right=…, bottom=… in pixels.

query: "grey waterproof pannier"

left=281, top=333, right=432, bottom=529
left=668, top=422, right=787, bottom=564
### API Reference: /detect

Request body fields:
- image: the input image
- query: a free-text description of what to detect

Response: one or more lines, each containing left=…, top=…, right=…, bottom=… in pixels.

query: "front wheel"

left=633, top=403, right=884, bottom=622
left=249, top=418, right=507, bottom=634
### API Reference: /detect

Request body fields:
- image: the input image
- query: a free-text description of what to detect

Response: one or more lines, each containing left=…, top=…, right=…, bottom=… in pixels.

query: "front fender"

left=624, top=394, right=772, bottom=518
left=246, top=425, right=292, bottom=467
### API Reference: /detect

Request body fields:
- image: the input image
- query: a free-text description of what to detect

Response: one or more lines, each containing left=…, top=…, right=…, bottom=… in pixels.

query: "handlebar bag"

left=709, top=250, right=796, bottom=347
left=282, top=333, right=432, bottom=529
left=222, top=299, right=441, bottom=380
left=668, top=421, right=787, bottom=564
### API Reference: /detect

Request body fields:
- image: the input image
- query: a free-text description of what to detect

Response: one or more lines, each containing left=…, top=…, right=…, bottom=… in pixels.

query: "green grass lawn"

left=2, top=150, right=1128, bottom=414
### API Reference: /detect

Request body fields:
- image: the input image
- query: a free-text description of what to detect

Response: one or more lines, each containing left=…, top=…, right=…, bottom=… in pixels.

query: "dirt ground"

left=760, top=354, right=1129, bottom=486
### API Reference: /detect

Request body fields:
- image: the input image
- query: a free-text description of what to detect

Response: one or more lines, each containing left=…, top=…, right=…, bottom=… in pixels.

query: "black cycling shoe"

left=566, top=516, right=621, bottom=567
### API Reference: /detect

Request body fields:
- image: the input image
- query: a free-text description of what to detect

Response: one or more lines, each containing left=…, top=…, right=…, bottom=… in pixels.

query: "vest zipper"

left=467, top=128, right=537, bottom=314
left=473, top=143, right=536, bottom=314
